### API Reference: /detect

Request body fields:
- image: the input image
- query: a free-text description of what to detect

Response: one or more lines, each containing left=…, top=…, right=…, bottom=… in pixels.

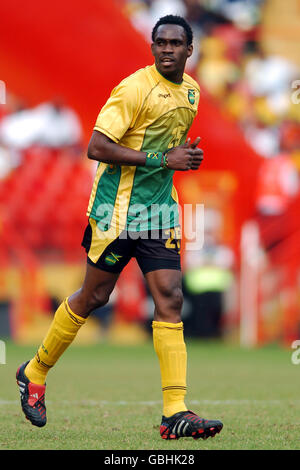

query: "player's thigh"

left=135, top=227, right=181, bottom=276
left=135, top=227, right=182, bottom=322
left=82, top=218, right=135, bottom=273
left=71, top=218, right=135, bottom=316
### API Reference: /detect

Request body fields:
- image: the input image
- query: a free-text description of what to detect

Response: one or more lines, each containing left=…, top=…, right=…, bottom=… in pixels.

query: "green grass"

left=0, top=339, right=299, bottom=450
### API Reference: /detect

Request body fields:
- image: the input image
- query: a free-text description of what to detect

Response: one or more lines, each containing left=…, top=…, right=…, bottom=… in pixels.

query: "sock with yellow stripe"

left=152, top=320, right=188, bottom=417
left=25, top=298, right=86, bottom=385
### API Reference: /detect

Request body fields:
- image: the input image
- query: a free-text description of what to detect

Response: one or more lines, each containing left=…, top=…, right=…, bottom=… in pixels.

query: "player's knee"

left=169, top=286, right=184, bottom=312
left=87, top=288, right=110, bottom=311
left=158, top=283, right=183, bottom=312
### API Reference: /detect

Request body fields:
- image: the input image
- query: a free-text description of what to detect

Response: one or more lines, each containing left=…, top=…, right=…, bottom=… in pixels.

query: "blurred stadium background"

left=0, top=0, right=300, bottom=350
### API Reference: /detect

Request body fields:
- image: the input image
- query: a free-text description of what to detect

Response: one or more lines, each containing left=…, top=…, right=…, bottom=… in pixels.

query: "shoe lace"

left=184, top=411, right=205, bottom=426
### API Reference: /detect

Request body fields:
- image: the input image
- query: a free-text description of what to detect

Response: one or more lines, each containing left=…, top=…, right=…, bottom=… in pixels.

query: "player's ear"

left=187, top=44, right=193, bottom=58
left=151, top=42, right=155, bottom=57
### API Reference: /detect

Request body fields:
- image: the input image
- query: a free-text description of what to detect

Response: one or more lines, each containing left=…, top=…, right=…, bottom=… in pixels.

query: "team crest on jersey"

left=188, top=89, right=195, bottom=105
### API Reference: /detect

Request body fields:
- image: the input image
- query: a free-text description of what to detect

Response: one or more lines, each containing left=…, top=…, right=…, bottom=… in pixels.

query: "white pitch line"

left=63, top=399, right=300, bottom=406
left=1, top=399, right=300, bottom=406
left=0, top=400, right=18, bottom=405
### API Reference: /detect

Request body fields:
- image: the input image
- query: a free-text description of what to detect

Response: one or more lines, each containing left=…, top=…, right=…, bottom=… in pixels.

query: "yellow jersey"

left=87, top=63, right=200, bottom=232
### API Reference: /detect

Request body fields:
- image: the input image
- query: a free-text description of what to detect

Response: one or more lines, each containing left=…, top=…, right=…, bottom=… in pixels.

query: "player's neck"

left=155, top=65, right=184, bottom=85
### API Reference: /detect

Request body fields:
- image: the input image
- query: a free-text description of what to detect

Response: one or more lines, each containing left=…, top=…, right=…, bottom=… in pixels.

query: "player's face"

left=151, top=24, right=193, bottom=83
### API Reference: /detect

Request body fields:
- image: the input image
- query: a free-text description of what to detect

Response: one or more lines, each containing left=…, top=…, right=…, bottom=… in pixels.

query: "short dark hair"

left=152, top=15, right=193, bottom=46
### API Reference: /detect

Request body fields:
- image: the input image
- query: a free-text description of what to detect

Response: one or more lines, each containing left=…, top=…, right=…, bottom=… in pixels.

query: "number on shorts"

left=164, top=227, right=181, bottom=253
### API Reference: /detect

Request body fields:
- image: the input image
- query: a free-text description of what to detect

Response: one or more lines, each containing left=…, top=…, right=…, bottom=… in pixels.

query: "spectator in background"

left=125, top=0, right=186, bottom=46
left=124, top=0, right=230, bottom=70
left=183, top=208, right=235, bottom=338
left=244, top=42, right=298, bottom=100
left=0, top=91, right=28, bottom=177
left=0, top=145, right=19, bottom=179
left=216, top=0, right=265, bottom=31
left=0, top=97, right=82, bottom=150
left=280, top=119, right=300, bottom=156
left=254, top=112, right=300, bottom=246
left=244, top=116, right=281, bottom=158
left=220, top=39, right=299, bottom=160
left=255, top=152, right=299, bottom=218
left=196, top=34, right=240, bottom=99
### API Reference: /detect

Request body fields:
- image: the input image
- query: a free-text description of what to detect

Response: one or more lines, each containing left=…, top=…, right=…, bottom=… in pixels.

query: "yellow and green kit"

left=87, top=64, right=200, bottom=235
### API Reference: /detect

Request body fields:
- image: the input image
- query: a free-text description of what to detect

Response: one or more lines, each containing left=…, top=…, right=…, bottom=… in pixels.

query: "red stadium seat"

left=0, top=146, right=90, bottom=261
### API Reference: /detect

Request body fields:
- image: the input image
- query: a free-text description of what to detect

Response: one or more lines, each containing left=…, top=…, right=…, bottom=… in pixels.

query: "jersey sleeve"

left=94, top=78, right=143, bottom=143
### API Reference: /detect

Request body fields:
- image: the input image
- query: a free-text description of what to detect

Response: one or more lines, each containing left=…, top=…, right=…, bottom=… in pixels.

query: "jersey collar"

left=151, top=64, right=183, bottom=87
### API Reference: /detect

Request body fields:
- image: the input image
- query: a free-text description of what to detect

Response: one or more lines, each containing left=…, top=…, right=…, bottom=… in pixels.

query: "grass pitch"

left=0, top=339, right=299, bottom=450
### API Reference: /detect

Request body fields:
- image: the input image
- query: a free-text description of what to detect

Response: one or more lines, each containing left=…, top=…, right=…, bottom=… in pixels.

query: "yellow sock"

left=152, top=320, right=188, bottom=417
left=25, top=298, right=86, bottom=385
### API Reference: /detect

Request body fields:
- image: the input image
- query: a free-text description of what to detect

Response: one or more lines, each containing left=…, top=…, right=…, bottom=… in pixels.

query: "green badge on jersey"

left=105, top=252, right=123, bottom=266
left=188, top=89, right=195, bottom=105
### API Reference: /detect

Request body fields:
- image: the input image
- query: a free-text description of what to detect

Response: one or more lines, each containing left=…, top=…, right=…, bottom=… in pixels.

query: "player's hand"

left=166, top=137, right=203, bottom=171
left=186, top=137, right=203, bottom=170
left=187, top=137, right=204, bottom=170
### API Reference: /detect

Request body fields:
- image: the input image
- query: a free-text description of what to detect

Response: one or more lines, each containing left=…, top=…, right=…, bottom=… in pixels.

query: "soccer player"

left=16, top=15, right=223, bottom=440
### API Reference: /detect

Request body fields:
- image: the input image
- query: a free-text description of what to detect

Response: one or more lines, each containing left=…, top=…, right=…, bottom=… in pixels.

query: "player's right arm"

left=87, top=131, right=202, bottom=171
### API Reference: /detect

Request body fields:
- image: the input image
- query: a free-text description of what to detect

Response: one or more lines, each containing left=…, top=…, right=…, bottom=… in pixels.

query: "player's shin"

left=25, top=298, right=86, bottom=385
left=152, top=321, right=188, bottom=417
